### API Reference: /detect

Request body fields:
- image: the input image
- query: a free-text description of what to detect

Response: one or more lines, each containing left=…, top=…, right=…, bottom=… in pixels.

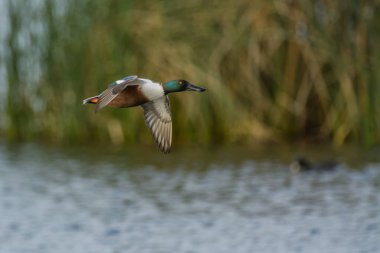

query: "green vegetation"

left=2, top=0, right=380, bottom=147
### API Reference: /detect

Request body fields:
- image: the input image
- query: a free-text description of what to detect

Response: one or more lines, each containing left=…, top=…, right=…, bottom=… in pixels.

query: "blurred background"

left=1, top=0, right=380, bottom=146
left=0, top=0, right=380, bottom=252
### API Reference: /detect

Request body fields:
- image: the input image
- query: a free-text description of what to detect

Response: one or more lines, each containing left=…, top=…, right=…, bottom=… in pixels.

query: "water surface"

left=0, top=143, right=379, bottom=253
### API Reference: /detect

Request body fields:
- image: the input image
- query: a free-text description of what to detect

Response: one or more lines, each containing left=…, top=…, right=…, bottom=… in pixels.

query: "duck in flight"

left=83, top=75, right=206, bottom=153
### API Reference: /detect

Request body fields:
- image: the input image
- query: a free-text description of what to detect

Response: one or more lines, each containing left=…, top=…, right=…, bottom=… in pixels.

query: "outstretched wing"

left=95, top=75, right=138, bottom=112
left=142, top=96, right=172, bottom=153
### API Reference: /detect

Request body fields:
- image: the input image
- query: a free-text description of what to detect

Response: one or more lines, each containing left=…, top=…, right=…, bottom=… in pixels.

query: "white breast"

left=139, top=79, right=165, bottom=101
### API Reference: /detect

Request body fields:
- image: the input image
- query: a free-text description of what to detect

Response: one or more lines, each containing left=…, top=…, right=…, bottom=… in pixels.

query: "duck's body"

left=83, top=75, right=206, bottom=153
left=84, top=77, right=165, bottom=109
left=108, top=85, right=148, bottom=108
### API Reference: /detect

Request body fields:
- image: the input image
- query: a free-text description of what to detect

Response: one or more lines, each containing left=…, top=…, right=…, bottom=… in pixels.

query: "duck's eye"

left=179, top=81, right=183, bottom=85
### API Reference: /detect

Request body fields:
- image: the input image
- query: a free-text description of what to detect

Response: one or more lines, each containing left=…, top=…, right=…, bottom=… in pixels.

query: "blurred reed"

left=1, top=0, right=380, bottom=147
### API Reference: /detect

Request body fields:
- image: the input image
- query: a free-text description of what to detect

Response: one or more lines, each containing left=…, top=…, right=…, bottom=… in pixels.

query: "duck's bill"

left=186, top=83, right=206, bottom=92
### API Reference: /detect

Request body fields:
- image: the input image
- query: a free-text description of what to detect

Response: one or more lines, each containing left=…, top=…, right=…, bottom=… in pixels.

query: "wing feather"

left=142, top=96, right=172, bottom=153
left=95, top=75, right=139, bottom=112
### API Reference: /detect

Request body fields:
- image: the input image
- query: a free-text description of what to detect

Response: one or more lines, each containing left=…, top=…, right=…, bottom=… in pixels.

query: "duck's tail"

left=83, top=95, right=99, bottom=105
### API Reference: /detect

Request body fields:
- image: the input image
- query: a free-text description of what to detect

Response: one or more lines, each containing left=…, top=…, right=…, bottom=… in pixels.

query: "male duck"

left=83, top=75, right=206, bottom=153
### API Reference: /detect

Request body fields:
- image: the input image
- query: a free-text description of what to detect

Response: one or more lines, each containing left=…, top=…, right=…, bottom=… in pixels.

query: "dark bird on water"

left=289, top=157, right=339, bottom=173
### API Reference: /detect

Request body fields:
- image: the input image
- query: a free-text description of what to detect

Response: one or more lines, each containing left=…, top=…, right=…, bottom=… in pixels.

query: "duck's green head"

left=163, top=80, right=206, bottom=94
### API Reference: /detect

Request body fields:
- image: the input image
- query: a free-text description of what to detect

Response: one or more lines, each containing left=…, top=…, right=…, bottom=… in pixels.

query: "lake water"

left=0, top=143, right=379, bottom=253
